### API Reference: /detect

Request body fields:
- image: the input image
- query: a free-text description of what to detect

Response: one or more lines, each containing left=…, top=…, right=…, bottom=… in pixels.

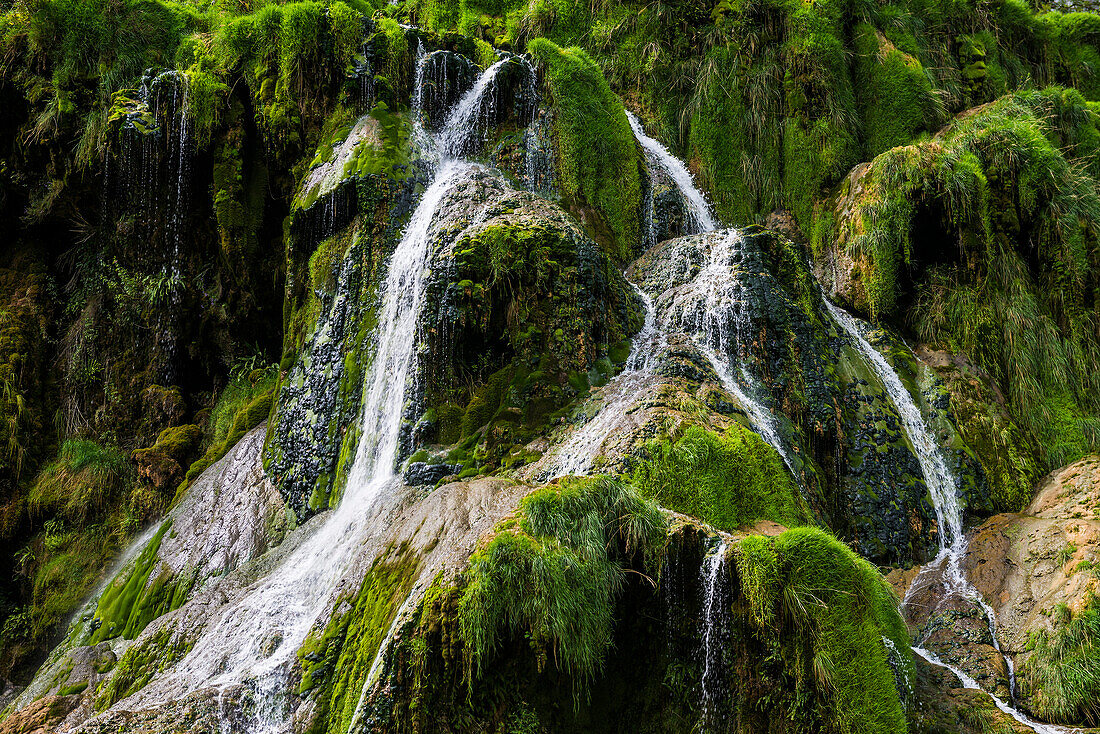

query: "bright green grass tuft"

left=630, top=424, right=806, bottom=532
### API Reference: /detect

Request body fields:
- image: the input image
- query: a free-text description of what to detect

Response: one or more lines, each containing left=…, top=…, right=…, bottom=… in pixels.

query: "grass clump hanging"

left=458, top=476, right=665, bottom=696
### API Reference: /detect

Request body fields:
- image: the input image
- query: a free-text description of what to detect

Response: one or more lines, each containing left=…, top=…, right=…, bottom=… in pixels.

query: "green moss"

left=527, top=39, right=641, bottom=261
left=853, top=23, right=937, bottom=157
left=343, top=102, right=413, bottom=180
left=943, top=368, right=1041, bottom=513
left=459, top=477, right=664, bottom=694
left=89, top=521, right=192, bottom=644
left=630, top=425, right=806, bottom=532
left=57, top=680, right=88, bottom=696
left=95, top=626, right=194, bottom=710
left=460, top=366, right=511, bottom=438
left=27, top=440, right=131, bottom=525
left=176, top=367, right=277, bottom=500
left=736, top=527, right=912, bottom=733
left=297, top=546, right=420, bottom=734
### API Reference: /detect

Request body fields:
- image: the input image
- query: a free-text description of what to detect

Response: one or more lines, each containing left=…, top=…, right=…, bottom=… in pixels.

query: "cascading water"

left=109, top=50, right=513, bottom=734
left=821, top=298, right=1065, bottom=733
left=543, top=284, right=660, bottom=478
left=664, top=230, right=799, bottom=479
left=112, top=69, right=194, bottom=382
left=627, top=111, right=718, bottom=235
left=698, top=539, right=729, bottom=730
left=913, top=648, right=1068, bottom=734
left=822, top=300, right=964, bottom=580
left=543, top=116, right=716, bottom=478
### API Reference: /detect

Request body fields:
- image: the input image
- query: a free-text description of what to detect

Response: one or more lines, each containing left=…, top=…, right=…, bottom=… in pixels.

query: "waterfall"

left=912, top=648, right=1070, bottom=734
left=542, top=118, right=715, bottom=479
left=627, top=111, right=718, bottom=236
left=665, top=230, right=799, bottom=479
left=822, top=300, right=964, bottom=573
left=698, top=540, right=729, bottom=730
left=108, top=49, right=512, bottom=733
left=821, top=299, right=1059, bottom=732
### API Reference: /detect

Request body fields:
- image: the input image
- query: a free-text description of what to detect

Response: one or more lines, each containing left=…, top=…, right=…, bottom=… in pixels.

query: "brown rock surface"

left=966, top=456, right=1100, bottom=654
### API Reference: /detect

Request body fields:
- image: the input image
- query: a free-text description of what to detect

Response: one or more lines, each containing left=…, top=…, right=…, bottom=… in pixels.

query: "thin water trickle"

left=913, top=647, right=1075, bottom=734
left=822, top=297, right=1055, bottom=730
left=699, top=540, right=728, bottom=729
left=543, top=122, right=715, bottom=479
left=627, top=111, right=717, bottom=235
left=544, top=283, right=660, bottom=478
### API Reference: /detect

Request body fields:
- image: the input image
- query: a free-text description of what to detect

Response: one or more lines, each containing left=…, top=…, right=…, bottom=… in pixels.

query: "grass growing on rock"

left=736, top=526, right=913, bottom=733
left=27, top=440, right=130, bottom=525
left=630, top=424, right=806, bottom=532
left=836, top=87, right=1100, bottom=468
left=527, top=38, right=641, bottom=261
left=458, top=476, right=665, bottom=694
left=1021, top=596, right=1100, bottom=725
left=176, top=366, right=277, bottom=499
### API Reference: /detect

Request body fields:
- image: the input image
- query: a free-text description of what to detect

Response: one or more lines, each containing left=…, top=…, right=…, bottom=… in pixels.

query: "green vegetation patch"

left=95, top=625, right=194, bottom=710
left=527, top=38, right=641, bottom=261
left=837, top=87, right=1100, bottom=468
left=630, top=425, right=806, bottom=532
left=297, top=546, right=420, bottom=734
left=459, top=477, right=665, bottom=693
left=735, top=527, right=912, bottom=733
left=89, top=521, right=192, bottom=644
left=27, top=440, right=130, bottom=526
left=176, top=366, right=277, bottom=501
left=1021, top=596, right=1100, bottom=726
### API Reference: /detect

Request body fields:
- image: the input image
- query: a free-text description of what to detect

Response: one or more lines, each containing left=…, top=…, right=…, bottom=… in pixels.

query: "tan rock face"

left=966, top=456, right=1100, bottom=655
left=894, top=455, right=1100, bottom=724
left=0, top=696, right=79, bottom=734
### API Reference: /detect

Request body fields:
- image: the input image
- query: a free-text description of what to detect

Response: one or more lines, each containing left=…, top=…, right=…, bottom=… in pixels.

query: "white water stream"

left=626, top=111, right=717, bottom=235
left=100, top=49, right=517, bottom=734
left=913, top=647, right=1073, bottom=734
left=822, top=298, right=1060, bottom=731
left=665, top=229, right=799, bottom=478
left=698, top=540, right=728, bottom=728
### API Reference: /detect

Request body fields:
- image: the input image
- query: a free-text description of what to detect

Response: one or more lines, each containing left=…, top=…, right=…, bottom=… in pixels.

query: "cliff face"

left=0, top=0, right=1099, bottom=732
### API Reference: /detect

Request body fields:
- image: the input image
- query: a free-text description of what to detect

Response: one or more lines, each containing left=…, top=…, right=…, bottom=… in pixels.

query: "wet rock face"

left=417, top=165, right=641, bottom=445
left=403, top=461, right=462, bottom=485
left=269, top=167, right=427, bottom=520
left=417, top=51, right=479, bottom=132
left=630, top=226, right=987, bottom=564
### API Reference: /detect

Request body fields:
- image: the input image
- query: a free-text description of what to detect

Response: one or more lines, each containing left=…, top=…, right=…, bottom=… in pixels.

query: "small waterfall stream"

left=329, top=52, right=539, bottom=731
left=543, top=284, right=660, bottom=478
left=664, top=230, right=799, bottom=479
left=698, top=539, right=729, bottom=729
left=110, top=49, right=518, bottom=733
left=543, top=113, right=724, bottom=478
left=821, top=299, right=1065, bottom=733
left=627, top=111, right=717, bottom=235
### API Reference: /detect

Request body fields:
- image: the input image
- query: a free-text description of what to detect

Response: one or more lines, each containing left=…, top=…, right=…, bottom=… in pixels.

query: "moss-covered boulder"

left=420, top=166, right=641, bottom=440
left=821, top=88, right=1100, bottom=473
left=631, top=226, right=984, bottom=564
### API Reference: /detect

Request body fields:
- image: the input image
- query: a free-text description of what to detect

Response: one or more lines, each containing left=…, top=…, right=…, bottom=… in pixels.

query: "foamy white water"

left=627, top=111, right=717, bottom=235
left=698, top=540, right=728, bottom=728
left=665, top=230, right=797, bottom=476
left=99, top=47, right=519, bottom=734
left=913, top=647, right=1074, bottom=734
left=545, top=284, right=660, bottom=478
left=544, top=116, right=717, bottom=479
